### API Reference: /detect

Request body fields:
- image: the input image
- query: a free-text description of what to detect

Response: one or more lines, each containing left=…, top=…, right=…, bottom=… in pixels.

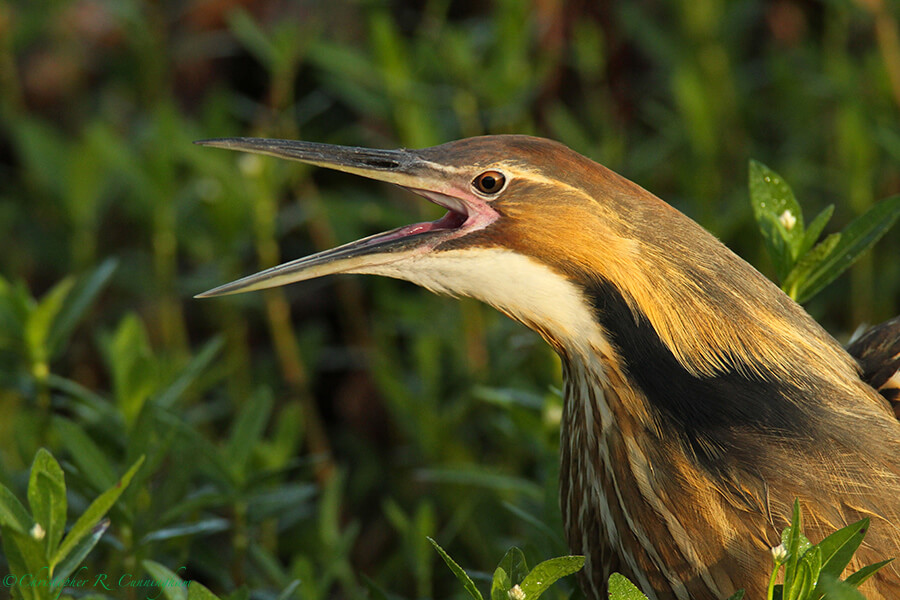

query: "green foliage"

left=769, top=501, right=892, bottom=600
left=0, top=449, right=142, bottom=600
left=606, top=500, right=891, bottom=600
left=749, top=161, right=900, bottom=303
left=2, top=2, right=899, bottom=599
left=428, top=537, right=584, bottom=600
left=607, top=573, right=649, bottom=600
left=0, top=260, right=116, bottom=390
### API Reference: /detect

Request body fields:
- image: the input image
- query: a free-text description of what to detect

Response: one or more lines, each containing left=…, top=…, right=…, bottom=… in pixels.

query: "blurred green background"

left=1, top=0, right=899, bottom=598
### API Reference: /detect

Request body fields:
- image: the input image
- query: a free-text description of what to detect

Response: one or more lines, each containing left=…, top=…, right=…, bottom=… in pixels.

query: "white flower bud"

left=771, top=543, right=788, bottom=563
left=508, top=584, right=526, bottom=600
left=779, top=210, right=797, bottom=231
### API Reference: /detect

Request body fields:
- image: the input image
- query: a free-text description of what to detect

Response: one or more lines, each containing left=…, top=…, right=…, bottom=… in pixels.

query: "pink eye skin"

left=472, top=170, right=506, bottom=195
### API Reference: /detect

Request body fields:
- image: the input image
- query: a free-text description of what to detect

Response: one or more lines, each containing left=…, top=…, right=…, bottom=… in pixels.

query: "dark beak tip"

left=194, top=287, right=226, bottom=299
left=194, top=138, right=228, bottom=147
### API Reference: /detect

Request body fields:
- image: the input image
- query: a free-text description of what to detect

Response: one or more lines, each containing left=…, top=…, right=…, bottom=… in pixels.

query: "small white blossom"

left=771, top=543, right=788, bottom=563
left=508, top=584, right=526, bottom=600
left=779, top=210, right=797, bottom=231
left=30, top=523, right=45, bottom=540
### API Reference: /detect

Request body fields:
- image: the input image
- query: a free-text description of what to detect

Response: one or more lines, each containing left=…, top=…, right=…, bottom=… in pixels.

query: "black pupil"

left=479, top=173, right=502, bottom=192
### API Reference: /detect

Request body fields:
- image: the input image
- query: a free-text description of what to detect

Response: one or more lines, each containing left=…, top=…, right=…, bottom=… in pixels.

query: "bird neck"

left=574, top=277, right=818, bottom=471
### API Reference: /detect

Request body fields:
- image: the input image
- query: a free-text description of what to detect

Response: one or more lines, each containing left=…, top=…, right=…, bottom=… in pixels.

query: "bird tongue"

left=376, top=210, right=467, bottom=243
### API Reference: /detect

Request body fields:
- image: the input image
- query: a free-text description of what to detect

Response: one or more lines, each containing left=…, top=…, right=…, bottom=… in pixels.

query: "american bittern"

left=197, top=136, right=900, bottom=599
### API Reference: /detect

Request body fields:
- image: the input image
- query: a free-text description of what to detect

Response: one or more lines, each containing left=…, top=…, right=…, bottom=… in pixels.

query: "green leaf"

left=491, top=567, right=512, bottom=600
left=53, top=417, right=117, bottom=492
left=225, top=387, right=273, bottom=478
left=154, top=411, right=235, bottom=488
left=51, top=456, right=144, bottom=568
left=48, top=373, right=119, bottom=422
left=105, top=313, right=157, bottom=426
left=606, top=573, right=649, bottom=600
left=142, top=560, right=189, bottom=600
left=27, top=449, right=67, bottom=556
left=843, top=558, right=894, bottom=589
left=519, top=555, right=585, bottom=600
left=227, top=9, right=280, bottom=71
left=188, top=582, right=224, bottom=600
left=817, top=573, right=866, bottom=600
left=724, top=590, right=745, bottom=600
left=502, top=502, right=564, bottom=545
left=51, top=519, right=109, bottom=584
left=790, top=545, right=821, bottom=600
left=757, top=213, right=796, bottom=281
left=497, top=547, right=529, bottom=587
left=782, top=500, right=806, bottom=595
left=814, top=518, right=869, bottom=581
left=46, top=258, right=117, bottom=359
left=140, top=518, right=230, bottom=544
left=427, top=536, right=484, bottom=600
left=787, top=562, right=811, bottom=600
left=789, top=194, right=900, bottom=303
left=361, top=574, right=392, bottom=600
left=247, top=483, right=317, bottom=523
left=0, top=483, right=33, bottom=533
left=1, top=525, right=48, bottom=600
left=275, top=580, right=301, bottom=600
left=416, top=468, right=542, bottom=498
left=783, top=233, right=841, bottom=300
left=25, top=277, right=75, bottom=367
left=155, top=336, right=224, bottom=409
left=798, top=205, right=834, bottom=257
left=749, top=160, right=805, bottom=280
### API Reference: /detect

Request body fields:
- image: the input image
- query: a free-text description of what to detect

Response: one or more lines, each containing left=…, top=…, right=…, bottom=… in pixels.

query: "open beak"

left=194, top=138, right=498, bottom=298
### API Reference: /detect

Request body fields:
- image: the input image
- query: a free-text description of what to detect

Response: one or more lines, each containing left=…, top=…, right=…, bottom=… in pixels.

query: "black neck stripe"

left=582, top=278, right=812, bottom=467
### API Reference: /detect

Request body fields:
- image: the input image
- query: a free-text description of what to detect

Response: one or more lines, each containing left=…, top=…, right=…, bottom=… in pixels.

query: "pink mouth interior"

left=374, top=209, right=468, bottom=244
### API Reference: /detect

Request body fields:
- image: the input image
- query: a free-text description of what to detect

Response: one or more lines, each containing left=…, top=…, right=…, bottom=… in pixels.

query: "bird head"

left=196, top=135, right=856, bottom=390
left=196, top=135, right=633, bottom=357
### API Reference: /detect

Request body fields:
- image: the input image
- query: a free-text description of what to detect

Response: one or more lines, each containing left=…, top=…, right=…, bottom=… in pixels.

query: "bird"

left=196, top=135, right=900, bottom=600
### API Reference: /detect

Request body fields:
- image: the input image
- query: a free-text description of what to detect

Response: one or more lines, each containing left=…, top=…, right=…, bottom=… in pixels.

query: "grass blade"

left=793, top=194, right=900, bottom=303
left=51, top=519, right=109, bottom=583
left=843, top=558, right=894, bottom=589
left=0, top=484, right=33, bottom=533
left=428, top=536, right=484, bottom=600
left=46, top=258, right=117, bottom=358
left=51, top=456, right=144, bottom=568
left=798, top=205, right=834, bottom=256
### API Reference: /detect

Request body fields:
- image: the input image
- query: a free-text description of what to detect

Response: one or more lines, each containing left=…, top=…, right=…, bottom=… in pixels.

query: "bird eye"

left=473, top=171, right=506, bottom=195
